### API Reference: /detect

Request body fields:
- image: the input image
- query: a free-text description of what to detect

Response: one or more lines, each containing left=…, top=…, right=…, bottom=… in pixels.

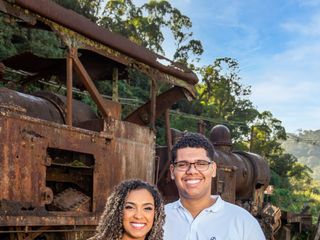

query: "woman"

left=88, top=179, right=165, bottom=240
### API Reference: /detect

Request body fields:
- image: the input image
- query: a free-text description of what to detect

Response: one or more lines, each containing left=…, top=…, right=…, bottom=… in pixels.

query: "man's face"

left=170, top=147, right=216, bottom=201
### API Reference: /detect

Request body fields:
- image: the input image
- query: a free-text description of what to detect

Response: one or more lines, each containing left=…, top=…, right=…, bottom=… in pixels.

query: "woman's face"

left=122, top=188, right=155, bottom=240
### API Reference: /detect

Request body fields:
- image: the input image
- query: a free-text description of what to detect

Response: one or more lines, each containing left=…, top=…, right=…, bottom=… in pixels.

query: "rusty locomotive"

left=0, top=0, right=313, bottom=240
left=0, top=0, right=197, bottom=239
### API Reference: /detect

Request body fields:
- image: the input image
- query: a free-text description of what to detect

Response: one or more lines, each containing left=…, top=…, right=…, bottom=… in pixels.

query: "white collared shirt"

left=164, top=195, right=266, bottom=240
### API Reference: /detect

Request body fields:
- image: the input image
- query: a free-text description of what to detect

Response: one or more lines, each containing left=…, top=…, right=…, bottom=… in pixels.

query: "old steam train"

left=0, top=0, right=313, bottom=239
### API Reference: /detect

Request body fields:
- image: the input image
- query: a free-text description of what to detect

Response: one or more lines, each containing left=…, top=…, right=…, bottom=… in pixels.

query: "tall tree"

left=193, top=58, right=258, bottom=140
left=250, top=111, right=286, bottom=155
left=99, top=0, right=203, bottom=63
left=53, top=0, right=102, bottom=22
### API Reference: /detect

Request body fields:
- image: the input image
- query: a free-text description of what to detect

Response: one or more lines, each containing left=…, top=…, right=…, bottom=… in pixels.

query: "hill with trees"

left=282, top=131, right=320, bottom=181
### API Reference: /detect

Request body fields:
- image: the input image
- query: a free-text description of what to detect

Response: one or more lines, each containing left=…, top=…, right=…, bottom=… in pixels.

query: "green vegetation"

left=283, top=131, right=320, bottom=181
left=280, top=131, right=320, bottom=224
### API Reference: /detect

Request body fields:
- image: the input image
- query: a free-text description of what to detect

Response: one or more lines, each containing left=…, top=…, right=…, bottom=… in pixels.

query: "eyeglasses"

left=173, top=160, right=212, bottom=171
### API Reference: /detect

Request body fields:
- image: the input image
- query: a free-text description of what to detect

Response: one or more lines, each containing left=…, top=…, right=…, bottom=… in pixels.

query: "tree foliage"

left=53, top=0, right=102, bottom=22
left=283, top=130, right=320, bottom=181
left=196, top=58, right=258, bottom=138
left=99, top=0, right=203, bottom=63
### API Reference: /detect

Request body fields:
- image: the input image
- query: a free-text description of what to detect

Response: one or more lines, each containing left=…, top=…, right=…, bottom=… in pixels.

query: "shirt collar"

left=173, top=195, right=224, bottom=213
left=205, top=195, right=224, bottom=213
left=172, top=199, right=183, bottom=209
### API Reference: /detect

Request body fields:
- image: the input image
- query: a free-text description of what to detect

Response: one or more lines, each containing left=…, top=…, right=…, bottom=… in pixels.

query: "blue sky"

left=133, top=0, right=320, bottom=133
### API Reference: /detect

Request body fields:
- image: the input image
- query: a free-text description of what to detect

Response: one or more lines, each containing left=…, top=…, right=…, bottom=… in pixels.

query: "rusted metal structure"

left=0, top=0, right=197, bottom=239
left=0, top=1, right=315, bottom=240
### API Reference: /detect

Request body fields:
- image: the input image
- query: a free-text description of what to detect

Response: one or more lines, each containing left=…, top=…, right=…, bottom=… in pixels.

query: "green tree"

left=53, top=0, right=102, bottom=22
left=99, top=0, right=203, bottom=63
left=249, top=112, right=319, bottom=226
left=250, top=111, right=286, bottom=154
left=183, top=58, right=259, bottom=140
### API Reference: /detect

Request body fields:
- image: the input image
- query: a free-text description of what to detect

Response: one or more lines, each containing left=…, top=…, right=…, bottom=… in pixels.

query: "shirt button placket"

left=189, top=219, right=198, bottom=240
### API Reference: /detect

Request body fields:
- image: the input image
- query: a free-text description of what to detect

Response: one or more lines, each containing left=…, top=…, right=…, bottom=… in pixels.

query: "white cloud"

left=273, top=44, right=320, bottom=64
left=282, top=12, right=320, bottom=37
left=243, top=37, right=320, bottom=132
left=248, top=78, right=320, bottom=132
left=251, top=79, right=317, bottom=102
left=277, top=105, right=320, bottom=133
left=247, top=44, right=320, bottom=103
left=297, top=0, right=320, bottom=7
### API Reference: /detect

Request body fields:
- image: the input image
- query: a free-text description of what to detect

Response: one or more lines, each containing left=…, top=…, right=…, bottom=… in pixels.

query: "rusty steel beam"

left=0, top=62, right=4, bottom=81
left=70, top=49, right=111, bottom=120
left=125, top=86, right=186, bottom=125
left=112, top=68, right=118, bottom=102
left=197, top=120, right=206, bottom=135
left=156, top=109, right=172, bottom=183
left=8, top=0, right=198, bottom=85
left=0, top=215, right=98, bottom=226
left=165, top=109, right=172, bottom=162
left=66, top=49, right=73, bottom=126
left=150, top=79, right=157, bottom=131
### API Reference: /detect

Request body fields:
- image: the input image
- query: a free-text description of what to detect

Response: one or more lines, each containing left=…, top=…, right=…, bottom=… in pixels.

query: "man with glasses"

left=163, top=132, right=265, bottom=240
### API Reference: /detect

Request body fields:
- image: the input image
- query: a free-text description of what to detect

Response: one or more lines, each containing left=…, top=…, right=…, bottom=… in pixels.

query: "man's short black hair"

left=171, top=132, right=215, bottom=163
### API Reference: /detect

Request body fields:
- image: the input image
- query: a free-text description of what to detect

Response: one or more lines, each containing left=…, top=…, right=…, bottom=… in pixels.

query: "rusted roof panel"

left=2, top=52, right=65, bottom=74
left=2, top=51, right=128, bottom=87
left=9, top=0, right=198, bottom=85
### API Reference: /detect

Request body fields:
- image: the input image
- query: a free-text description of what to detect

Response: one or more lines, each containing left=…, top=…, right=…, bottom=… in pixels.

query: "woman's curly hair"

left=88, top=179, right=165, bottom=240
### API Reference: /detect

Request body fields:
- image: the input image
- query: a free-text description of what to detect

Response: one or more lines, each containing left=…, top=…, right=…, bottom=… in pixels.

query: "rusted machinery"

left=0, top=0, right=197, bottom=239
left=0, top=86, right=282, bottom=239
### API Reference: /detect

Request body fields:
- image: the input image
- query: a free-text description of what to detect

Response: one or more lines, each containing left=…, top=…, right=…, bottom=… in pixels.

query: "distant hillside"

left=282, top=130, right=320, bottom=181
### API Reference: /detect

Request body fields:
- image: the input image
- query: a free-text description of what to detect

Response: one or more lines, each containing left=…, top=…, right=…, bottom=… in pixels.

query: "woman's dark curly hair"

left=88, top=179, right=165, bottom=240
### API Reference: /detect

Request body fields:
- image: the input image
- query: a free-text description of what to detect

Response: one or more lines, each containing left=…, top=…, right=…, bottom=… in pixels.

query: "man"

left=164, top=132, right=266, bottom=240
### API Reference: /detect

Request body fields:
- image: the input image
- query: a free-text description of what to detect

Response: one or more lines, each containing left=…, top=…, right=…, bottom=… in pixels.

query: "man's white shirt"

left=164, top=195, right=266, bottom=240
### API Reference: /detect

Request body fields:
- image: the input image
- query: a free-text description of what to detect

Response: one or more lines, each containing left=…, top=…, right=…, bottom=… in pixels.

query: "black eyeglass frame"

left=172, top=160, right=213, bottom=171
